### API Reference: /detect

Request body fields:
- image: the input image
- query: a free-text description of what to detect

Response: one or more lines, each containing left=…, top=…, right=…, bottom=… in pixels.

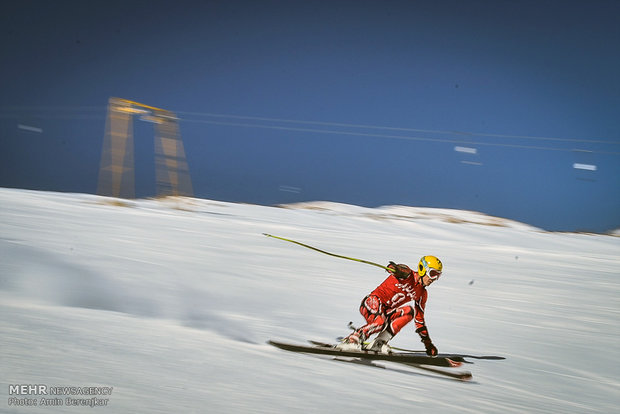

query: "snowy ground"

left=1, top=188, right=619, bottom=413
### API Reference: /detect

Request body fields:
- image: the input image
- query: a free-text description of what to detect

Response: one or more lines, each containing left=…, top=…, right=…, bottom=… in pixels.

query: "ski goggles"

left=426, top=268, right=442, bottom=280
left=421, top=257, right=442, bottom=280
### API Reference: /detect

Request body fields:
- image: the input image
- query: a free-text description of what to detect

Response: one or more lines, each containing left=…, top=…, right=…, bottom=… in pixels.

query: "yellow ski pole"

left=263, top=233, right=390, bottom=271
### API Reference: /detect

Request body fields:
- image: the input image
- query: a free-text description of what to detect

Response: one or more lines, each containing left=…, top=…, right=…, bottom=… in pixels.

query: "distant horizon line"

left=1, top=186, right=618, bottom=235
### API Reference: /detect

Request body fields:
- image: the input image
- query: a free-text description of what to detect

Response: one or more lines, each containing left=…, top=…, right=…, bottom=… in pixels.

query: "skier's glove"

left=417, top=326, right=438, bottom=357
left=423, top=339, right=438, bottom=357
left=387, top=261, right=411, bottom=279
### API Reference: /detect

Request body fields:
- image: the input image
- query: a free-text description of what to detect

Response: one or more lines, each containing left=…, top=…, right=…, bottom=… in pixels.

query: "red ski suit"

left=356, top=270, right=428, bottom=340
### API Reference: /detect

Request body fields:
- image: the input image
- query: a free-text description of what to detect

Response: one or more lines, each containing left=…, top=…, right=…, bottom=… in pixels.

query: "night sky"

left=1, top=0, right=619, bottom=232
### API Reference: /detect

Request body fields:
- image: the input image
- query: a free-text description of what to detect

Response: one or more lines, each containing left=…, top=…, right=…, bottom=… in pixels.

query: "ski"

left=268, top=340, right=463, bottom=368
left=314, top=340, right=504, bottom=363
left=401, top=362, right=473, bottom=381
left=308, top=340, right=467, bottom=362
left=330, top=355, right=472, bottom=381
left=307, top=341, right=472, bottom=381
left=388, top=345, right=505, bottom=361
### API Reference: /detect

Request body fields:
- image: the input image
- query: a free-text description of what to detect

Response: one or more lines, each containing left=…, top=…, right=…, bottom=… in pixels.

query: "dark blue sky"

left=1, top=1, right=619, bottom=232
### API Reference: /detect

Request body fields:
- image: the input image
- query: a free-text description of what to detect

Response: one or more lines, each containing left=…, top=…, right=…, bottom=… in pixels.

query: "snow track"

left=1, top=188, right=619, bottom=413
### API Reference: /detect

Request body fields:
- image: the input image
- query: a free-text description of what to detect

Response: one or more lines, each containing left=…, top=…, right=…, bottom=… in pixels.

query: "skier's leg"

left=340, top=295, right=386, bottom=347
left=385, top=305, right=414, bottom=336
left=353, top=295, right=387, bottom=341
left=365, top=305, right=414, bottom=352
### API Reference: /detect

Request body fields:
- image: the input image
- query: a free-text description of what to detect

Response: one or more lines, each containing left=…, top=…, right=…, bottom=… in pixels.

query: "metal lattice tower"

left=97, top=97, right=193, bottom=198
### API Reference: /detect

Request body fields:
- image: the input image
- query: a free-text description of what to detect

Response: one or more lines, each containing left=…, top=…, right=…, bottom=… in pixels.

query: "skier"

left=337, top=255, right=443, bottom=356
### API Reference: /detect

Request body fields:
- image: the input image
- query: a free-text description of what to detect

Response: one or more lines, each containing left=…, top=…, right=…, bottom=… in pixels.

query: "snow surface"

left=1, top=188, right=619, bottom=413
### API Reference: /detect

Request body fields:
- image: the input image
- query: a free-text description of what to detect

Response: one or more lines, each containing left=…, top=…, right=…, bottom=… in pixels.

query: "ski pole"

left=263, top=233, right=390, bottom=271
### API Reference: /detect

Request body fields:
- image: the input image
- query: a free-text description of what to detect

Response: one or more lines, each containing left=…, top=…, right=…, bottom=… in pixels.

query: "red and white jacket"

left=370, top=270, right=428, bottom=331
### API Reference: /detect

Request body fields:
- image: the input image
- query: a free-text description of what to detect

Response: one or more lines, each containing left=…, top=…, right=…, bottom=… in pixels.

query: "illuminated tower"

left=97, top=97, right=193, bottom=198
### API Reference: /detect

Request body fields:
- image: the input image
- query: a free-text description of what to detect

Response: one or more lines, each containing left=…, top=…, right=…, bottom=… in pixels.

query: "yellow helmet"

left=418, top=256, right=443, bottom=280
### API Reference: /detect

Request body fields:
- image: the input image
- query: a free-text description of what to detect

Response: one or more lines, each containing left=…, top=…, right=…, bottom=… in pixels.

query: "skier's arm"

left=414, top=291, right=438, bottom=356
left=387, top=261, right=412, bottom=280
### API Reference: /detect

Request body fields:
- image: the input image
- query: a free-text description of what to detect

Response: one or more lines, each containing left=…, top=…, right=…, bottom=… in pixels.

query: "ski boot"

left=364, top=330, right=393, bottom=353
left=335, top=331, right=364, bottom=351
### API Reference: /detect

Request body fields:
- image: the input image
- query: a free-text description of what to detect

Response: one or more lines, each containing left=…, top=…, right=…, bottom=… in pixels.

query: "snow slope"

left=1, top=188, right=619, bottom=413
